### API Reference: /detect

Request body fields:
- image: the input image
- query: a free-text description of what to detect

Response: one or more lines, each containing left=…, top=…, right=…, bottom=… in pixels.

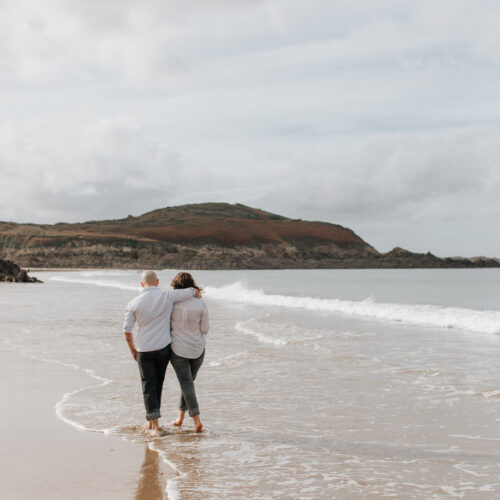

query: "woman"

left=169, top=272, right=209, bottom=433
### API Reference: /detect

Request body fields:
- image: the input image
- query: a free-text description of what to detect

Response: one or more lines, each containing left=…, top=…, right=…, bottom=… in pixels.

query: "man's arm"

left=123, top=306, right=137, bottom=361
left=169, top=287, right=199, bottom=303
left=124, top=332, right=138, bottom=361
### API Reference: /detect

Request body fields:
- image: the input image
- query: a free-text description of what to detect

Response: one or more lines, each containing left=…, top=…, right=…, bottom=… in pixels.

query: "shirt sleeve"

left=200, top=301, right=210, bottom=335
left=169, top=287, right=195, bottom=303
left=123, top=303, right=136, bottom=333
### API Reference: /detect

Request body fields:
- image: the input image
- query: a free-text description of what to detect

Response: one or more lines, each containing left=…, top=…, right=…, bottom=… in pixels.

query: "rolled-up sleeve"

left=200, top=302, right=209, bottom=335
left=123, top=304, right=136, bottom=333
left=169, top=287, right=195, bottom=303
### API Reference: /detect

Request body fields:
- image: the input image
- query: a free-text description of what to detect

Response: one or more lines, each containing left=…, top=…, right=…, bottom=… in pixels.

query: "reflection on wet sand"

left=135, top=446, right=165, bottom=500
left=159, top=432, right=205, bottom=500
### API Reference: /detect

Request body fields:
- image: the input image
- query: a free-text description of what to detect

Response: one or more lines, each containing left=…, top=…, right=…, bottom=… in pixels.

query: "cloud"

left=0, top=115, right=184, bottom=221
left=2, top=117, right=497, bottom=225
left=249, top=126, right=498, bottom=217
left=2, top=1, right=500, bottom=85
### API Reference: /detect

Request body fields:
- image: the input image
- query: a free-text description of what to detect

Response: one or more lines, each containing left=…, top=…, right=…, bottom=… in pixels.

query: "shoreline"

left=25, top=266, right=500, bottom=272
left=0, top=344, right=170, bottom=500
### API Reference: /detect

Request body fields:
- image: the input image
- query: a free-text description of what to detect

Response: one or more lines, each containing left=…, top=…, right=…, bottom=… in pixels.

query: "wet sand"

left=0, top=346, right=167, bottom=500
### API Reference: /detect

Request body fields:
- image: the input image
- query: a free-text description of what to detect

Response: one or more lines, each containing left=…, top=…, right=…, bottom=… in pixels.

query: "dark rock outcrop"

left=0, top=258, right=42, bottom=282
left=0, top=203, right=497, bottom=270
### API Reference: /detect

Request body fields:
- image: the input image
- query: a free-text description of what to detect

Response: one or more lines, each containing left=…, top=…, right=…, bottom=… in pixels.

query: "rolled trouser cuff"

left=146, top=409, right=161, bottom=421
left=188, top=407, right=200, bottom=417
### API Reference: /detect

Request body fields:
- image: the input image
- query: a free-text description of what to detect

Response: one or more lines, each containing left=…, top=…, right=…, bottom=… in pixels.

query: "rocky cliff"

left=0, top=203, right=497, bottom=269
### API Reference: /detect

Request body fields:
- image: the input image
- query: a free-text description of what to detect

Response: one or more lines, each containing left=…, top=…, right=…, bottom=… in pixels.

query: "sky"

left=0, top=0, right=499, bottom=256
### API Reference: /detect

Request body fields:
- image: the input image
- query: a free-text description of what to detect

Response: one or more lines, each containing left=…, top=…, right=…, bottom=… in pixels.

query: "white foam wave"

left=81, top=271, right=135, bottom=278
left=206, top=283, right=500, bottom=335
left=54, top=372, right=113, bottom=433
left=208, top=351, right=249, bottom=367
left=481, top=389, right=500, bottom=399
left=235, top=322, right=287, bottom=346
left=149, top=441, right=185, bottom=500
left=35, top=356, right=113, bottom=433
left=1, top=338, right=113, bottom=432
left=235, top=321, right=331, bottom=354
left=50, top=276, right=138, bottom=291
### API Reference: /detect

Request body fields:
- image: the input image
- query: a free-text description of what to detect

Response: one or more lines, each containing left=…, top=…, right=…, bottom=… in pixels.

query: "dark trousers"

left=136, top=344, right=172, bottom=420
left=170, top=350, right=205, bottom=417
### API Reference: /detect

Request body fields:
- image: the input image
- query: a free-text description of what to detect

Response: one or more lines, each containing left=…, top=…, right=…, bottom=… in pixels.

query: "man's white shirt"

left=123, top=286, right=195, bottom=352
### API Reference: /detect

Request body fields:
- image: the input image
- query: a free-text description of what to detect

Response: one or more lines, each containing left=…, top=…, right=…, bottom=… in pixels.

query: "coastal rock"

left=0, top=258, right=42, bottom=282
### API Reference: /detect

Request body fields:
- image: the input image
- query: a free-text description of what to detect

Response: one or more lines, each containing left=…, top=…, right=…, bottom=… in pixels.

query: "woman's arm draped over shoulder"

left=169, top=288, right=195, bottom=303
left=200, top=302, right=209, bottom=335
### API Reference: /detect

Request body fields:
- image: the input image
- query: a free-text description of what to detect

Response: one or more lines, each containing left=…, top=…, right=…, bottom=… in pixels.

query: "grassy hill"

left=0, top=203, right=497, bottom=269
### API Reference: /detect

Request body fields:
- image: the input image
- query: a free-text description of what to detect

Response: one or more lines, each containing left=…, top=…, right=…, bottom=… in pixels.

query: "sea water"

left=1, top=269, right=499, bottom=499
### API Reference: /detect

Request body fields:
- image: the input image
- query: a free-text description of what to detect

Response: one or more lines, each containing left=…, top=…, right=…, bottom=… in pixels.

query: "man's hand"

left=124, top=332, right=138, bottom=361
left=195, top=289, right=201, bottom=299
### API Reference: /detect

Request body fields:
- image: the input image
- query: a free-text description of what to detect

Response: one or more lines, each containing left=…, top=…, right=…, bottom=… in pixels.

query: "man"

left=123, top=270, right=199, bottom=436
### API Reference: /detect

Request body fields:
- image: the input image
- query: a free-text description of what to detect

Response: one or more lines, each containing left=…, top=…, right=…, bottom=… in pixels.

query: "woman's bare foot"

left=193, top=415, right=203, bottom=433
left=172, top=411, right=186, bottom=427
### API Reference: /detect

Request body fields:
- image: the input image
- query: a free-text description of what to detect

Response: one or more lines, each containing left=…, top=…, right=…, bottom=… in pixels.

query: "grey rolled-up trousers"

left=170, top=349, right=205, bottom=417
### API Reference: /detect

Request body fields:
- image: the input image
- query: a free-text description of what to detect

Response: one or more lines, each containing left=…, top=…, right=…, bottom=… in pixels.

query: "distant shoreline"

left=29, top=266, right=500, bottom=272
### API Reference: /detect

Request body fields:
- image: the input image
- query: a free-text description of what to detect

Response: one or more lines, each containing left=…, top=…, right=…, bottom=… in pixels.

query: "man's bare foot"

left=193, top=415, right=203, bottom=433
left=172, top=411, right=186, bottom=427
left=150, top=418, right=160, bottom=432
left=149, top=428, right=167, bottom=437
left=144, top=421, right=153, bottom=431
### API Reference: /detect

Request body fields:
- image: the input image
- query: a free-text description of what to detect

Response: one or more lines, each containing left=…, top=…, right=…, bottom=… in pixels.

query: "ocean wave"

left=81, top=271, right=136, bottom=278
left=50, top=276, right=138, bottom=291
left=206, top=283, right=500, bottom=335
left=48, top=275, right=500, bottom=335
left=235, top=322, right=288, bottom=346
left=235, top=320, right=332, bottom=354
left=208, top=351, right=250, bottom=367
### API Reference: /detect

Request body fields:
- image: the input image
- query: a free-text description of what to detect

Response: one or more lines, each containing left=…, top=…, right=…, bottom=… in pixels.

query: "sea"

left=1, top=268, right=500, bottom=499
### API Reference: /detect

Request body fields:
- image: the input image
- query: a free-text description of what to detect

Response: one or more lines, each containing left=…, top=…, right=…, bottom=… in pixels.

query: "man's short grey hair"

left=141, top=270, right=158, bottom=285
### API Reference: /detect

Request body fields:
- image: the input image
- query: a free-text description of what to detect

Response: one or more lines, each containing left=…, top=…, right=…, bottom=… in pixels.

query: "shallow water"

left=1, top=269, right=499, bottom=499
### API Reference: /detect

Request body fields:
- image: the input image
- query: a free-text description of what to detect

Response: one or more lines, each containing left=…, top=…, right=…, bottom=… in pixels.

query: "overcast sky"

left=1, top=0, right=499, bottom=256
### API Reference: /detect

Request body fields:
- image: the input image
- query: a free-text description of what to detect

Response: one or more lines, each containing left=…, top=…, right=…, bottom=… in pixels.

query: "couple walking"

left=123, top=270, right=209, bottom=436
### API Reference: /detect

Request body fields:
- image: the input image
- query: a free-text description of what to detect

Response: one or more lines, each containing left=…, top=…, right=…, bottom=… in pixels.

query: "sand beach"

left=0, top=346, right=168, bottom=500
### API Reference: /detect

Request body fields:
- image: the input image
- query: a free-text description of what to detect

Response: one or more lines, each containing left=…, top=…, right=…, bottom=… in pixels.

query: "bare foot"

left=172, top=411, right=186, bottom=427
left=193, top=415, right=203, bottom=433
left=144, top=421, right=153, bottom=431
left=149, top=428, right=167, bottom=437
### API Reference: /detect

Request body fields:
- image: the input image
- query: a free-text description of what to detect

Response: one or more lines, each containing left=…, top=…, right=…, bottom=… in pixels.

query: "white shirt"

left=171, top=297, right=209, bottom=359
left=123, top=286, right=195, bottom=352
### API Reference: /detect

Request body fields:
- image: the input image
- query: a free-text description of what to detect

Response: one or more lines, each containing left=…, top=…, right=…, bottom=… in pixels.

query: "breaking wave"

left=50, top=276, right=138, bottom=291
left=205, top=282, right=500, bottom=335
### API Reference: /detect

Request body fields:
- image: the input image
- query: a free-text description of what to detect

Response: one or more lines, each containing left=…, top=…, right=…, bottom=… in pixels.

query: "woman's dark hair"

left=171, top=272, right=203, bottom=293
